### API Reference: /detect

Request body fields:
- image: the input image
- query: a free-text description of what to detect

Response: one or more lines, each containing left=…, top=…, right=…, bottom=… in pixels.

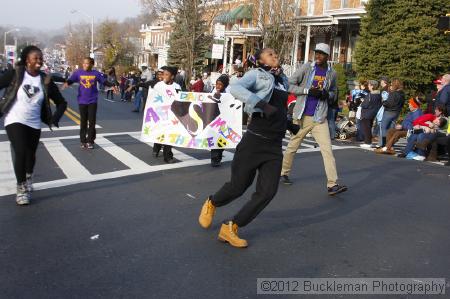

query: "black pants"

left=153, top=143, right=173, bottom=161
left=360, top=118, right=374, bottom=144
left=6, top=123, right=41, bottom=184
left=79, top=103, right=97, bottom=144
left=106, top=89, right=114, bottom=100
left=211, top=149, right=224, bottom=162
left=211, top=132, right=283, bottom=227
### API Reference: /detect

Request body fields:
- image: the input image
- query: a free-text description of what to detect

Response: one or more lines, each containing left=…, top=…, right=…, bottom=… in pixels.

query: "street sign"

left=211, top=44, right=224, bottom=60
left=214, top=24, right=225, bottom=40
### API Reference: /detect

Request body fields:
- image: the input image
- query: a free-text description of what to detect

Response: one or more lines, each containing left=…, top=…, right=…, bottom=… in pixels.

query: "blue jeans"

left=378, top=111, right=399, bottom=147
left=327, top=108, right=338, bottom=140
left=134, top=90, right=143, bottom=111
left=404, top=132, right=437, bottom=156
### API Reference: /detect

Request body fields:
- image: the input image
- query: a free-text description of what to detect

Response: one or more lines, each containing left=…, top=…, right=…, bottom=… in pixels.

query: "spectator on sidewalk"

left=399, top=106, right=447, bottom=160
left=374, top=76, right=390, bottom=139
left=354, top=81, right=369, bottom=142
left=436, top=74, right=450, bottom=116
left=119, top=72, right=127, bottom=101
left=203, top=72, right=214, bottom=93
left=359, top=80, right=382, bottom=149
left=105, top=67, right=118, bottom=101
left=375, top=98, right=423, bottom=155
left=378, top=79, right=405, bottom=147
left=190, top=73, right=205, bottom=92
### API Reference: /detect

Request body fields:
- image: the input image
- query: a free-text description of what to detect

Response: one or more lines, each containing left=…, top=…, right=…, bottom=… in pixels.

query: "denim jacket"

left=228, top=68, right=288, bottom=115
left=288, top=62, right=337, bottom=123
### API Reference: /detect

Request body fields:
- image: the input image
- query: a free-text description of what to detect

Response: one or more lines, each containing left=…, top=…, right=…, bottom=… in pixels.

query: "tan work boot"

left=218, top=221, right=248, bottom=248
left=198, top=198, right=216, bottom=229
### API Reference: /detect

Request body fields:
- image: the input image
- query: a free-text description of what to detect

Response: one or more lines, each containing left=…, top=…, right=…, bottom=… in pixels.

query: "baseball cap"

left=314, top=43, right=330, bottom=56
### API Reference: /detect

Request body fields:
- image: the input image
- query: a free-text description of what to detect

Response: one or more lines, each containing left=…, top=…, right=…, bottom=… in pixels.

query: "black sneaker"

left=87, top=143, right=95, bottom=149
left=152, top=151, right=159, bottom=158
left=328, top=185, right=348, bottom=196
left=211, top=160, right=222, bottom=167
left=397, top=153, right=407, bottom=158
left=164, top=158, right=176, bottom=164
left=80, top=143, right=87, bottom=149
left=280, top=175, right=293, bottom=185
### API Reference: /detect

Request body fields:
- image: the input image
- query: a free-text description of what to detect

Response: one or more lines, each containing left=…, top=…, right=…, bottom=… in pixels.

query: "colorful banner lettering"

left=141, top=86, right=243, bottom=150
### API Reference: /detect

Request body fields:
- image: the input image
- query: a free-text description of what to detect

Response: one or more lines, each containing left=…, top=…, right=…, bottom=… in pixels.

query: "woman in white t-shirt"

left=0, top=46, right=67, bottom=205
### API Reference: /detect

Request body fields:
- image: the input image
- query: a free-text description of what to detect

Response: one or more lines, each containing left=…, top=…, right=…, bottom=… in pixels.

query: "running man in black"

left=198, top=48, right=299, bottom=248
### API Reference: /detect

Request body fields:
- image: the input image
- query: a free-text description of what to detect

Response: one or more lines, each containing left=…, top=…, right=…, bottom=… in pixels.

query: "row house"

left=137, top=13, right=174, bottom=70
left=213, top=0, right=367, bottom=73
left=295, top=0, right=367, bottom=69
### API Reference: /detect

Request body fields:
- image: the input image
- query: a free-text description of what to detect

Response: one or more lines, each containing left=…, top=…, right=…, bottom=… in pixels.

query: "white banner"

left=141, top=86, right=243, bottom=150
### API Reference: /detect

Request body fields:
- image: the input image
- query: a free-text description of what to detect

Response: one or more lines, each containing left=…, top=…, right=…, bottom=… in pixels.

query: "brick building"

left=137, top=13, right=174, bottom=70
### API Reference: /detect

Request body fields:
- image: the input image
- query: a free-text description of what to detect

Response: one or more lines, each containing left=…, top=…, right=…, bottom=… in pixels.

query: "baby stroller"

left=336, top=116, right=357, bottom=140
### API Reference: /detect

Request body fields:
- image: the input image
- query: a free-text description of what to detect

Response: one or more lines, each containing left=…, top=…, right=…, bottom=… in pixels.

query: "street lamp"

left=4, top=28, right=20, bottom=66
left=71, top=9, right=94, bottom=59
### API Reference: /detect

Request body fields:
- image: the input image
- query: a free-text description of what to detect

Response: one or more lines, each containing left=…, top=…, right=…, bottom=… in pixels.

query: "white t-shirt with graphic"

left=4, top=72, right=45, bottom=129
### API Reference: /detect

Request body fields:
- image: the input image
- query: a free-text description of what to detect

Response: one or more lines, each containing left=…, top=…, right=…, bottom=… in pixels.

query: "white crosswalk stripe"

left=0, top=131, right=356, bottom=197
left=41, top=139, right=91, bottom=178
left=0, top=125, right=102, bottom=135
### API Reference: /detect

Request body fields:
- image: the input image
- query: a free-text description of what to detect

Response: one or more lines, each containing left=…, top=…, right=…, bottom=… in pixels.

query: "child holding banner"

left=210, top=74, right=230, bottom=167
left=198, top=48, right=299, bottom=248
left=152, top=66, right=181, bottom=163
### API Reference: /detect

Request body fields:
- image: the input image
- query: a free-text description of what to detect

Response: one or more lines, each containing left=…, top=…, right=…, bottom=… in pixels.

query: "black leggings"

left=211, top=132, right=282, bottom=227
left=6, top=123, right=41, bottom=184
left=79, top=103, right=97, bottom=144
left=106, top=89, right=114, bottom=100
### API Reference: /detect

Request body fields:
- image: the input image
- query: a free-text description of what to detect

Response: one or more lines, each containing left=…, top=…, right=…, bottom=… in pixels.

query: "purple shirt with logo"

left=303, top=66, right=327, bottom=116
left=68, top=69, right=106, bottom=104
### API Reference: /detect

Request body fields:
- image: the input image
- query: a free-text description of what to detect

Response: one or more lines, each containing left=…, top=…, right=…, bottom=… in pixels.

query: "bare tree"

left=250, top=0, right=297, bottom=64
left=140, top=0, right=224, bottom=83
left=65, top=22, right=91, bottom=67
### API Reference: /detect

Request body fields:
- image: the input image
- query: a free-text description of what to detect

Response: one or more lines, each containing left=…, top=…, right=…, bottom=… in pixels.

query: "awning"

left=235, top=4, right=253, bottom=20
left=214, top=5, right=253, bottom=24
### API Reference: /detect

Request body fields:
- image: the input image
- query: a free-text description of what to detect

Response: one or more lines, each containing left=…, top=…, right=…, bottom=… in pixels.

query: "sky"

left=2, top=0, right=143, bottom=30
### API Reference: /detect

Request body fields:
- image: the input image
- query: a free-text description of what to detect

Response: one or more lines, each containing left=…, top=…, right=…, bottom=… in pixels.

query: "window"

left=341, top=0, right=350, bottom=8
left=323, top=0, right=330, bottom=12
left=307, top=0, right=315, bottom=16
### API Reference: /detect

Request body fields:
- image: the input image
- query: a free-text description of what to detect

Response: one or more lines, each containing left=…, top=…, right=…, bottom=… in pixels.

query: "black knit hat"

left=161, top=66, right=178, bottom=76
left=216, top=74, right=230, bottom=88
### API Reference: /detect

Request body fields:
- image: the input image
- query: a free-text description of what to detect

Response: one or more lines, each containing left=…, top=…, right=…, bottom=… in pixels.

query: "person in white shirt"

left=0, top=46, right=67, bottom=205
left=152, top=66, right=181, bottom=163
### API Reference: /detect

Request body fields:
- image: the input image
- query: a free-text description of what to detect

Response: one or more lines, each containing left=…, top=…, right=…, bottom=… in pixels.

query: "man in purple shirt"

left=63, top=57, right=117, bottom=149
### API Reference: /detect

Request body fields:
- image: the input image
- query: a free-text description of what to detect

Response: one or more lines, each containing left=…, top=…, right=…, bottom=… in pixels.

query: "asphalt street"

left=1, top=86, right=450, bottom=299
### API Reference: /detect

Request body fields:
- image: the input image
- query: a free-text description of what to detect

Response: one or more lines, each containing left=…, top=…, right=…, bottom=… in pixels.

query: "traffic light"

left=437, top=14, right=450, bottom=34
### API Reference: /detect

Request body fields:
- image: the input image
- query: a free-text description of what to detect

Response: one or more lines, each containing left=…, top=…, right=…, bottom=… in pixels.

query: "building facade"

left=213, top=0, right=367, bottom=73
left=138, top=13, right=174, bottom=70
left=294, top=0, right=367, bottom=69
